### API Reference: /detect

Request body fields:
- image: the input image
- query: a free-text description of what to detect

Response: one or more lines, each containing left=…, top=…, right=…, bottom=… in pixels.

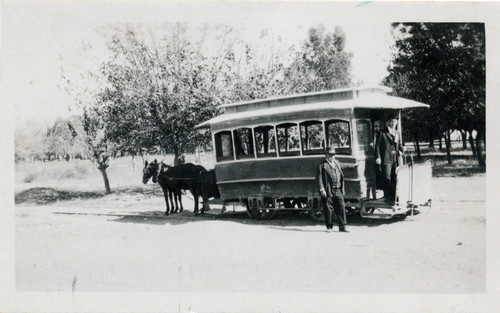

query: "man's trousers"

left=321, top=189, right=346, bottom=229
left=381, top=161, right=397, bottom=200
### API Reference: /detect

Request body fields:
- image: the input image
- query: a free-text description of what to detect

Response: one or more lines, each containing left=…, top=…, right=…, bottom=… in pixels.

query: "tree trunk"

left=98, top=167, right=111, bottom=194
left=428, top=132, right=434, bottom=150
left=439, top=136, right=443, bottom=150
left=468, top=130, right=476, bottom=157
left=173, top=146, right=185, bottom=166
left=195, top=148, right=201, bottom=163
left=445, top=129, right=452, bottom=165
left=461, top=130, right=467, bottom=149
left=475, top=129, right=485, bottom=168
left=140, top=152, right=145, bottom=167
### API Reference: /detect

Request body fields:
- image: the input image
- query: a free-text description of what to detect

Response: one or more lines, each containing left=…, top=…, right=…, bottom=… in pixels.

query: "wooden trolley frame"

left=197, top=86, right=432, bottom=220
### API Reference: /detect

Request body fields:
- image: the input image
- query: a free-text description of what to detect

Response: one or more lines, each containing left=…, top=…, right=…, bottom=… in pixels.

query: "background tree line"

left=16, top=22, right=485, bottom=194
left=384, top=23, right=485, bottom=167
left=15, top=116, right=86, bottom=162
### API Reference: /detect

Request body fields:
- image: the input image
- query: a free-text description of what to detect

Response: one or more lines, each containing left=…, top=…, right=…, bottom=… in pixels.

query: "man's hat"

left=325, top=145, right=336, bottom=155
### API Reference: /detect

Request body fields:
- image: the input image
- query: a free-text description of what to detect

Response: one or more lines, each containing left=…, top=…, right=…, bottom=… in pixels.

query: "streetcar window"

left=356, top=119, right=372, bottom=152
left=254, top=125, right=277, bottom=158
left=325, top=120, right=351, bottom=155
left=233, top=128, right=255, bottom=160
left=214, top=131, right=234, bottom=162
left=300, top=120, right=324, bottom=155
left=276, top=123, right=300, bottom=156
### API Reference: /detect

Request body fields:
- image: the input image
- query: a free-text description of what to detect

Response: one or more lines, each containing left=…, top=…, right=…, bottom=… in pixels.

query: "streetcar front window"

left=356, top=119, right=372, bottom=153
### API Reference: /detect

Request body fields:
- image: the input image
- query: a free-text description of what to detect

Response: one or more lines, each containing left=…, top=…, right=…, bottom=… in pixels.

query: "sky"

left=1, top=1, right=498, bottom=127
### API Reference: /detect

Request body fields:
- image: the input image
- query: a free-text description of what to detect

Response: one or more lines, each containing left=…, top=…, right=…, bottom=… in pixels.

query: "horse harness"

left=153, top=162, right=198, bottom=182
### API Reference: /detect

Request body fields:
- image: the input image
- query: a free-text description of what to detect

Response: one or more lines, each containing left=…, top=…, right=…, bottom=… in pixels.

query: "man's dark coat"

left=375, top=127, right=404, bottom=166
left=316, top=158, right=346, bottom=229
left=316, top=158, right=344, bottom=196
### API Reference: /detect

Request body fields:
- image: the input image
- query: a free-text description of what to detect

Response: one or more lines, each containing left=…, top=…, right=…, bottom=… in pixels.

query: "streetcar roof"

left=196, top=86, right=430, bottom=129
left=218, top=86, right=393, bottom=109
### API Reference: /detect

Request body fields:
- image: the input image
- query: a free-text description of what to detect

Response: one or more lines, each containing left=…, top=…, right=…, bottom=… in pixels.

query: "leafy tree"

left=97, top=25, right=231, bottom=164
left=61, top=64, right=113, bottom=193
left=226, top=42, right=288, bottom=101
left=44, top=117, right=85, bottom=160
left=225, top=24, right=354, bottom=101
left=385, top=23, right=485, bottom=166
left=78, top=107, right=112, bottom=194
left=283, top=25, right=353, bottom=93
left=15, top=116, right=85, bottom=162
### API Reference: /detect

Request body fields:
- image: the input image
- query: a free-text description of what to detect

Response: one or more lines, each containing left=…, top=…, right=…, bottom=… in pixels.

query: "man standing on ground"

left=317, top=145, right=347, bottom=232
left=375, top=114, right=405, bottom=203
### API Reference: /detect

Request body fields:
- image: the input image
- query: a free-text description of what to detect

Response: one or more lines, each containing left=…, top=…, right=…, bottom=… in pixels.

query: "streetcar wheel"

left=308, top=206, right=325, bottom=221
left=246, top=198, right=276, bottom=220
left=246, top=207, right=276, bottom=220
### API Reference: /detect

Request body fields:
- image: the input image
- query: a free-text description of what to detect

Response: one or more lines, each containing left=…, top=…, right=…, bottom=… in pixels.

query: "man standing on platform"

left=375, top=114, right=405, bottom=203
left=317, top=145, right=347, bottom=232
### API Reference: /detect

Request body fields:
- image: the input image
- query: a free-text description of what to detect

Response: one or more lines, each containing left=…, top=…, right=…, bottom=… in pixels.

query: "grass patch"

left=432, top=167, right=485, bottom=177
left=15, top=187, right=104, bottom=205
left=408, top=152, right=485, bottom=177
left=14, top=185, right=162, bottom=205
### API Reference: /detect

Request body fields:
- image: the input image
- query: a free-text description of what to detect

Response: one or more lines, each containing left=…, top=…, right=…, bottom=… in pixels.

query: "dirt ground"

left=14, top=174, right=485, bottom=295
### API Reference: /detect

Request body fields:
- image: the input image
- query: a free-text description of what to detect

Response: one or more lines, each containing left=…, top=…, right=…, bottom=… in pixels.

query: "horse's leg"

left=161, top=187, right=170, bottom=215
left=171, top=187, right=178, bottom=213
left=202, top=196, right=211, bottom=213
left=191, top=187, right=200, bottom=214
left=196, top=190, right=202, bottom=214
left=168, top=188, right=176, bottom=213
left=177, top=190, right=183, bottom=213
left=197, top=182, right=205, bottom=214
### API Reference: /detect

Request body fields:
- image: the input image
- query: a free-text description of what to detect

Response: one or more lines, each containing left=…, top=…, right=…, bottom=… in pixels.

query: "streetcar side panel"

left=214, top=156, right=366, bottom=202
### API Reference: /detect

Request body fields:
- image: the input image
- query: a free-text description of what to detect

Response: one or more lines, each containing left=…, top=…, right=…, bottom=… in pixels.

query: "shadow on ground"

left=54, top=209, right=411, bottom=228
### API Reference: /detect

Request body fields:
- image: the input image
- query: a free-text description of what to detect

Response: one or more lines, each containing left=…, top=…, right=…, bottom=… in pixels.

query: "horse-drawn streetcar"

left=196, top=86, right=432, bottom=220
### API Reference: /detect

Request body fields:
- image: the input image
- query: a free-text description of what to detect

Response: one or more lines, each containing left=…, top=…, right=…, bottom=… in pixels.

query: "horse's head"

left=142, top=159, right=160, bottom=184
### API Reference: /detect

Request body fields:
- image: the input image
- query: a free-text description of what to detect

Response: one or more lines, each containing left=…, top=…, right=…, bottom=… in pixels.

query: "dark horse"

left=199, top=169, right=221, bottom=212
left=142, top=160, right=206, bottom=215
left=142, top=160, right=181, bottom=215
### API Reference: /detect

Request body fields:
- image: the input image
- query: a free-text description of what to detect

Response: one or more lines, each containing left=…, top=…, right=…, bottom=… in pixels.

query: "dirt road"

left=15, top=175, right=485, bottom=293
